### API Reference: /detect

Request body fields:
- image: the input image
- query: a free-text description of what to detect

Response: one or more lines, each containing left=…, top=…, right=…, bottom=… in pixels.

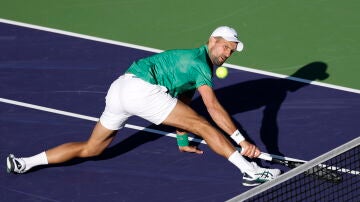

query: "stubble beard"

left=213, top=56, right=226, bottom=66
left=210, top=53, right=226, bottom=66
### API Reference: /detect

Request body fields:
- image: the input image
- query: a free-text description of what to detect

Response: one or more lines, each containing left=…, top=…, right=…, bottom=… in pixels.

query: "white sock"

left=22, top=151, right=48, bottom=172
left=228, top=151, right=254, bottom=174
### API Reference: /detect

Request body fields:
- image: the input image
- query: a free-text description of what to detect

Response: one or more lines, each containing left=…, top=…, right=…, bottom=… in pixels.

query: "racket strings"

left=304, top=165, right=342, bottom=183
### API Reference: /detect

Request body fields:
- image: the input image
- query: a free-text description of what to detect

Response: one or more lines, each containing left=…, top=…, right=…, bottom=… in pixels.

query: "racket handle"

left=258, top=152, right=273, bottom=161
left=237, top=147, right=273, bottom=161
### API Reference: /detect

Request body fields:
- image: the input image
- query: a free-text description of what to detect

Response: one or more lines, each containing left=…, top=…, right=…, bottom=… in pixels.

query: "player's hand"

left=179, top=145, right=204, bottom=154
left=239, top=140, right=260, bottom=158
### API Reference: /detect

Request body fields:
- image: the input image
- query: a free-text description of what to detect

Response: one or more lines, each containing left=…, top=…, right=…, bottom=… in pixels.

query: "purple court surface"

left=1, top=22, right=359, bottom=201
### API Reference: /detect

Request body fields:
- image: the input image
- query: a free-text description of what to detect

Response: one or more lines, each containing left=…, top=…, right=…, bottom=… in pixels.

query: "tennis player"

left=7, top=26, right=280, bottom=186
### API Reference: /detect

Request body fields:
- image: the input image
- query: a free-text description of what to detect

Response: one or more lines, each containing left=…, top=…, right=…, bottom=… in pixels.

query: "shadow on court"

left=192, top=61, right=329, bottom=156
left=29, top=62, right=329, bottom=173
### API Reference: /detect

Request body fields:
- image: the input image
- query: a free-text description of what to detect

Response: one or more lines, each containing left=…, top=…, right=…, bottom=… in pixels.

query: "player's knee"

left=81, top=145, right=104, bottom=157
left=191, top=118, right=211, bottom=136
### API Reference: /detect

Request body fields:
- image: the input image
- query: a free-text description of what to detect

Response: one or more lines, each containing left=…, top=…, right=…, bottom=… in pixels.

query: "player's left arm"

left=197, top=85, right=260, bottom=158
left=176, top=90, right=203, bottom=154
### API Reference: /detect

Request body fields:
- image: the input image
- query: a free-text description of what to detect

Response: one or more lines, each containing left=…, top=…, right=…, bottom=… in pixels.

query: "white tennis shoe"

left=242, top=162, right=281, bottom=186
left=6, top=154, right=26, bottom=174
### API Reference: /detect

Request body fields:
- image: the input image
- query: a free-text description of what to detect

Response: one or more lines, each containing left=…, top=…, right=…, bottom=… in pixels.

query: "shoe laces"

left=255, top=170, right=274, bottom=179
left=14, top=158, right=26, bottom=170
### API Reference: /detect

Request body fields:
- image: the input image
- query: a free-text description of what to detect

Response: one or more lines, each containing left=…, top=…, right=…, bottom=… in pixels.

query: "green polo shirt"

left=126, top=45, right=213, bottom=97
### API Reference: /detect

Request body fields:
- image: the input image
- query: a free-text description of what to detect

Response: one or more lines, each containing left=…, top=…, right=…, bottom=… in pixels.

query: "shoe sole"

left=242, top=178, right=264, bottom=187
left=6, top=154, right=14, bottom=173
left=242, top=182, right=261, bottom=187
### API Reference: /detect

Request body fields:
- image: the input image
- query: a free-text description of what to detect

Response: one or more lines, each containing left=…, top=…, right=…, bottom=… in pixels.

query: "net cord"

left=227, top=136, right=360, bottom=202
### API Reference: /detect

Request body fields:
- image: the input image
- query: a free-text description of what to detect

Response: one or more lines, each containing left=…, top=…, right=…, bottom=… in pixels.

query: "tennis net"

left=227, top=137, right=360, bottom=202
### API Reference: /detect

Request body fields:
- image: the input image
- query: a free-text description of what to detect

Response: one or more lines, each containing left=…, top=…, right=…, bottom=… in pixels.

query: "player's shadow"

left=31, top=61, right=329, bottom=172
left=191, top=61, right=329, bottom=156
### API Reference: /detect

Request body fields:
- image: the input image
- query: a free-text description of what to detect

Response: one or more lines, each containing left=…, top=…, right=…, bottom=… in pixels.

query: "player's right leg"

left=7, top=122, right=117, bottom=174
left=7, top=75, right=132, bottom=174
left=162, top=101, right=281, bottom=186
left=46, top=122, right=117, bottom=163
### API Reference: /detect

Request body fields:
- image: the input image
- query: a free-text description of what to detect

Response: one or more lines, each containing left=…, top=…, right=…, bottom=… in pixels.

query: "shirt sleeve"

left=194, top=65, right=213, bottom=88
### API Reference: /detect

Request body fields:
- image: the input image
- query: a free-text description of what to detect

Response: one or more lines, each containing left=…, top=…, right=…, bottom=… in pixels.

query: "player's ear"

left=208, top=37, right=217, bottom=48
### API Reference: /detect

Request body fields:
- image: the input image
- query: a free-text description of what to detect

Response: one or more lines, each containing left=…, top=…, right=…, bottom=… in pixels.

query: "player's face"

left=208, top=37, right=237, bottom=66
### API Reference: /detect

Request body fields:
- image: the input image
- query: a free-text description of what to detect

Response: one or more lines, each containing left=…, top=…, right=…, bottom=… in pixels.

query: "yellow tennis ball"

left=216, top=66, right=228, bottom=79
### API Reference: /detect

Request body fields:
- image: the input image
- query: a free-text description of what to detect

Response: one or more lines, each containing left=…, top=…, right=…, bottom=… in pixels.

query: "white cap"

left=210, top=26, right=244, bottom=52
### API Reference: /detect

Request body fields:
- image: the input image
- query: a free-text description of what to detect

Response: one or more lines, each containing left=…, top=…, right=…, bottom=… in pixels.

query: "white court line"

left=0, top=18, right=359, bottom=94
left=0, top=97, right=205, bottom=144
left=1, top=18, right=360, bottom=176
left=2, top=97, right=358, bottom=175
left=0, top=18, right=162, bottom=53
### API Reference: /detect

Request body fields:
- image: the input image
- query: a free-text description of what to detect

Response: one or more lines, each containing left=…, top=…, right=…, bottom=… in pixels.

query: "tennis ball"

left=216, top=66, right=228, bottom=79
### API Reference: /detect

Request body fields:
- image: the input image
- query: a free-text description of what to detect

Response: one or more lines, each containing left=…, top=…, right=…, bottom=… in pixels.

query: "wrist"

left=176, top=133, right=189, bottom=147
left=230, top=130, right=245, bottom=144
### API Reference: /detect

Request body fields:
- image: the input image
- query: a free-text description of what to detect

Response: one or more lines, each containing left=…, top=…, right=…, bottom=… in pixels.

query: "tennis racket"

left=257, top=152, right=343, bottom=183
left=118, top=126, right=355, bottom=184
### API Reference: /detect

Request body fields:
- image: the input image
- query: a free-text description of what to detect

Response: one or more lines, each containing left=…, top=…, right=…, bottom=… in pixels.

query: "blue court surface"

left=1, top=21, right=359, bottom=201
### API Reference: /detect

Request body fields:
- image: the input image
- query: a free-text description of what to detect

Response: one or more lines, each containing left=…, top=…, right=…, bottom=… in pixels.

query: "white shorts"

left=99, top=74, right=178, bottom=130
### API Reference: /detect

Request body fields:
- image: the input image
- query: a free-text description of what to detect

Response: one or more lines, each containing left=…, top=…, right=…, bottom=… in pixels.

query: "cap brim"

left=236, top=41, right=244, bottom=52
left=221, top=36, right=244, bottom=52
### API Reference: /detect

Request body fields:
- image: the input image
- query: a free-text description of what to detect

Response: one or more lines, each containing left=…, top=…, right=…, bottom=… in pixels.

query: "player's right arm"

left=197, top=85, right=260, bottom=158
